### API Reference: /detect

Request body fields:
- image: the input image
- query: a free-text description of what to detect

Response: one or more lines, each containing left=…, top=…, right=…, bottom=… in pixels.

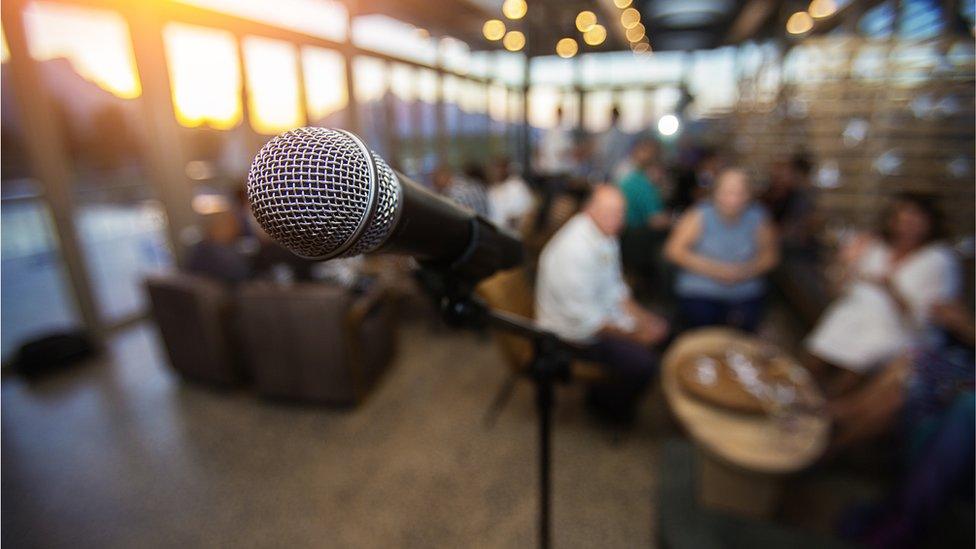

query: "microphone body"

left=246, top=127, right=523, bottom=282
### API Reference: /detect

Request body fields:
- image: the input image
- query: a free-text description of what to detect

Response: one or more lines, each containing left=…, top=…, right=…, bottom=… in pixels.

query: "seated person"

left=185, top=210, right=251, bottom=284
left=835, top=300, right=973, bottom=547
left=487, top=156, right=536, bottom=234
left=664, top=167, right=779, bottom=333
left=536, top=185, right=669, bottom=423
left=806, top=193, right=960, bottom=396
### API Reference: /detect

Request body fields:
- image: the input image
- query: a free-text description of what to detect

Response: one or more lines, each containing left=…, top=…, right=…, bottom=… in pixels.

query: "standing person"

left=536, top=185, right=669, bottom=423
left=596, top=106, right=632, bottom=182
left=618, top=138, right=670, bottom=295
left=535, top=106, right=576, bottom=180
left=664, top=167, right=779, bottom=333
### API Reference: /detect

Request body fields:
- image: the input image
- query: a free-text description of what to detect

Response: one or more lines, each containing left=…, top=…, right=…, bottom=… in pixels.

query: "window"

left=163, top=23, right=242, bottom=130
left=302, top=46, right=348, bottom=127
left=242, top=36, right=305, bottom=134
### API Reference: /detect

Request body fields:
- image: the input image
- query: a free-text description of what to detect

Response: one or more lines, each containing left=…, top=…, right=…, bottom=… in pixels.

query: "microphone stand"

left=433, top=271, right=583, bottom=549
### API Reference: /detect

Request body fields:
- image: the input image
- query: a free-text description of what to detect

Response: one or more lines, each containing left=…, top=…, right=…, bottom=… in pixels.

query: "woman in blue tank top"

left=664, top=167, right=780, bottom=332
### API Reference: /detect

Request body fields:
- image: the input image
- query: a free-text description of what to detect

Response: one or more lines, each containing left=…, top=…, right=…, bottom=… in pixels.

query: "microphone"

left=246, top=127, right=524, bottom=283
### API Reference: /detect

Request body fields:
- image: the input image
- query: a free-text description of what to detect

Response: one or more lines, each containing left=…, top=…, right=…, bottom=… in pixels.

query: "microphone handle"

left=377, top=170, right=524, bottom=283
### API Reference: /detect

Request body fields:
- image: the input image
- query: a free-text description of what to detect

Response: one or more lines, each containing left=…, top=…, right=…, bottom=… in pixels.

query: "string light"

left=583, top=24, right=606, bottom=46
left=503, top=30, right=525, bottom=51
left=483, top=19, right=506, bottom=41
left=625, top=22, right=645, bottom=43
left=575, top=11, right=597, bottom=33
left=786, top=11, right=814, bottom=34
left=808, top=0, right=838, bottom=19
left=556, top=37, right=578, bottom=58
left=620, top=8, right=641, bottom=29
left=502, top=0, right=527, bottom=20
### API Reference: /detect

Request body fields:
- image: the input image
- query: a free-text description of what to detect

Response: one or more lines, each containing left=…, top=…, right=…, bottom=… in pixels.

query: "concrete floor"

left=2, top=319, right=675, bottom=548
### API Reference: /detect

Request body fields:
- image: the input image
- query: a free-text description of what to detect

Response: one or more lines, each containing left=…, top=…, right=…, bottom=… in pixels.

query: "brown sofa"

left=236, top=281, right=396, bottom=406
left=145, top=272, right=244, bottom=386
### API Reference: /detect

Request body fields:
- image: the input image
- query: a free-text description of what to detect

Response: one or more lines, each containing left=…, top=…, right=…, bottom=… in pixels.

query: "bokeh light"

left=502, top=0, right=527, bottom=20
left=787, top=11, right=814, bottom=34
left=503, top=30, right=525, bottom=51
left=576, top=11, right=597, bottom=33
left=163, top=23, right=242, bottom=129
left=556, top=38, right=579, bottom=58
left=483, top=19, right=506, bottom=41
left=583, top=24, right=607, bottom=46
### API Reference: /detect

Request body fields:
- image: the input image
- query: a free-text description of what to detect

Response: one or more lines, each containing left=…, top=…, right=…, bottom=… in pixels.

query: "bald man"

left=536, top=185, right=668, bottom=423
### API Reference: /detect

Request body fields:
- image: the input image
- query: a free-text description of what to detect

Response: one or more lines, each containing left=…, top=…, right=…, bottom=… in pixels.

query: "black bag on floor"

left=14, top=330, right=96, bottom=378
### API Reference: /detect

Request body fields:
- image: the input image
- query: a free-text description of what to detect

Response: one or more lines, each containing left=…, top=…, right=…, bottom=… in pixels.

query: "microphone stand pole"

left=438, top=282, right=579, bottom=549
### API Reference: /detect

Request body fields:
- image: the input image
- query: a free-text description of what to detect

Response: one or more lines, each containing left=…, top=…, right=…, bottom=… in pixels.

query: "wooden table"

left=662, top=328, right=830, bottom=518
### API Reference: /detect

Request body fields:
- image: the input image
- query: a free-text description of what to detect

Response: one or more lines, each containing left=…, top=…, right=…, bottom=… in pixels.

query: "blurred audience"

left=487, top=156, right=535, bottom=234
left=185, top=210, right=251, bottom=284
left=806, top=193, right=960, bottom=396
left=536, top=185, right=669, bottom=423
left=665, top=167, right=779, bottom=333
left=432, top=164, right=491, bottom=218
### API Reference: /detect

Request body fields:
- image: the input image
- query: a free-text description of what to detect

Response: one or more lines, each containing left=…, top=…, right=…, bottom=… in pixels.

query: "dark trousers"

left=678, top=294, right=765, bottom=333
left=579, top=335, right=657, bottom=423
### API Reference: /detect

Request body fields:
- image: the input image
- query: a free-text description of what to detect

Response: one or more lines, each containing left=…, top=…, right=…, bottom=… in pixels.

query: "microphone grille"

left=246, top=127, right=399, bottom=259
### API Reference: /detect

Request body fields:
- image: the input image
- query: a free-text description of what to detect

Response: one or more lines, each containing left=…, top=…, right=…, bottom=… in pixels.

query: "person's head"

left=698, top=148, right=720, bottom=174
left=881, top=193, right=944, bottom=248
left=786, top=153, right=813, bottom=185
left=462, top=162, right=487, bottom=185
left=584, top=184, right=626, bottom=237
left=712, top=167, right=753, bottom=218
left=630, top=137, right=659, bottom=168
left=204, top=210, right=242, bottom=245
left=432, top=165, right=454, bottom=192
left=489, top=156, right=512, bottom=183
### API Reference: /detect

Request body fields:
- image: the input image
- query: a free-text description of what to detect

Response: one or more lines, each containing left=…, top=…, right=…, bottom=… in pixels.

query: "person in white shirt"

left=536, top=106, right=576, bottom=178
left=536, top=185, right=669, bottom=422
left=487, top=157, right=535, bottom=234
left=806, top=193, right=960, bottom=396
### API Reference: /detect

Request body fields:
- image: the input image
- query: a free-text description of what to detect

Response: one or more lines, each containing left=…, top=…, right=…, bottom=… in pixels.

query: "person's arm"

left=743, top=217, right=780, bottom=278
left=664, top=208, right=744, bottom=284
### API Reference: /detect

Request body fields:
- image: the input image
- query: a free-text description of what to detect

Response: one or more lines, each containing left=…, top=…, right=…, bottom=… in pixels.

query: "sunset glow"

left=23, top=1, right=141, bottom=99
left=163, top=23, right=242, bottom=130
left=243, top=36, right=306, bottom=134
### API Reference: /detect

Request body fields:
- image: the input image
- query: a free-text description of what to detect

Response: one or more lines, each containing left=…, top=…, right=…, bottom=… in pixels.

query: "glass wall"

left=24, top=0, right=174, bottom=325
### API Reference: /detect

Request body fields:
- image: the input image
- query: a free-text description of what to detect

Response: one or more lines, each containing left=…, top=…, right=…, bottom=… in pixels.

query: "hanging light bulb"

left=808, top=0, right=838, bottom=19
left=482, top=19, right=506, bottom=41
left=583, top=24, right=607, bottom=46
left=621, top=8, right=641, bottom=29
left=575, top=11, right=597, bottom=32
left=503, top=30, right=525, bottom=51
left=786, top=11, right=814, bottom=34
left=556, top=38, right=578, bottom=58
left=502, top=0, right=527, bottom=20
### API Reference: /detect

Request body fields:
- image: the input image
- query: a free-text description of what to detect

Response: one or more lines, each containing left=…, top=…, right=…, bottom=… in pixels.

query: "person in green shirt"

left=617, top=138, right=669, bottom=230
left=616, top=137, right=672, bottom=300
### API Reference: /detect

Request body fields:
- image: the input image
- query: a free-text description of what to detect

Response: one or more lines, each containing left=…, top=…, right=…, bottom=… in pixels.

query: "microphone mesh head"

left=246, top=127, right=400, bottom=259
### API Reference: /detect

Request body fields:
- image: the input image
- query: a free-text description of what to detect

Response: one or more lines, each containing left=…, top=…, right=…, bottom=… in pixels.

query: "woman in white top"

left=807, top=193, right=959, bottom=394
